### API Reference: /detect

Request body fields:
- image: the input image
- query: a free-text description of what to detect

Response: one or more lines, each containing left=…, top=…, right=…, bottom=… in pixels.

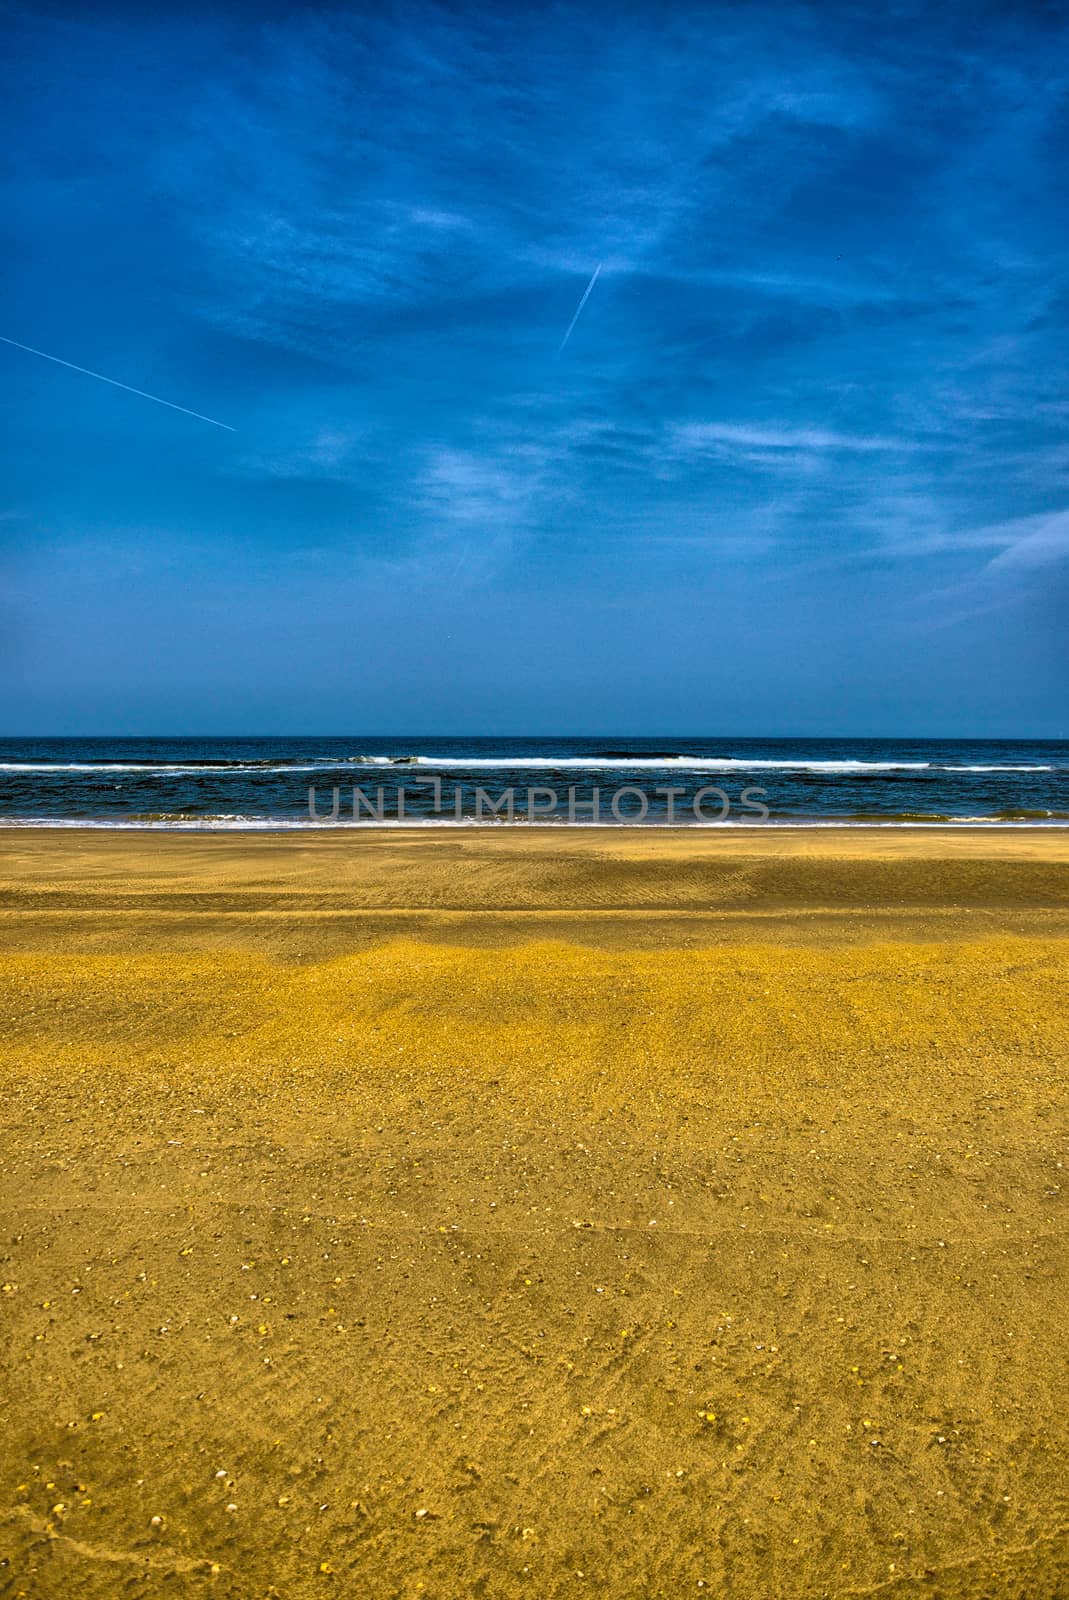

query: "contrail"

left=557, top=263, right=602, bottom=354
left=0, top=334, right=236, bottom=431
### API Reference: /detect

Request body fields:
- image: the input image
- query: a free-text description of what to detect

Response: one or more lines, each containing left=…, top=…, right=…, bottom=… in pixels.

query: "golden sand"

left=0, top=828, right=1067, bottom=1598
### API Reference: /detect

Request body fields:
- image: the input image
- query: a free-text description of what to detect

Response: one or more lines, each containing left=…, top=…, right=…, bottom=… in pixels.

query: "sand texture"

left=0, top=828, right=1067, bottom=1598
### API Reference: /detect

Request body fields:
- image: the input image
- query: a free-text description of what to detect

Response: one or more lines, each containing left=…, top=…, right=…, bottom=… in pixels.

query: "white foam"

left=355, top=756, right=938, bottom=772
left=0, top=761, right=332, bottom=774
left=0, top=756, right=1059, bottom=775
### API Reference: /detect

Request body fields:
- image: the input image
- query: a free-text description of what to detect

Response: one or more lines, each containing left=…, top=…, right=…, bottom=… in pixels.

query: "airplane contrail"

left=557, top=263, right=602, bottom=354
left=0, top=334, right=236, bottom=431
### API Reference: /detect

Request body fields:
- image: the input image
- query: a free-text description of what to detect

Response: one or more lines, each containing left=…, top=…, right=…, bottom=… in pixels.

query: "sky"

left=1, top=0, right=1067, bottom=736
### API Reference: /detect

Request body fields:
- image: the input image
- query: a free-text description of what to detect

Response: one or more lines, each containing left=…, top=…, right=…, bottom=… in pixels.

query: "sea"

left=0, top=736, right=1066, bottom=827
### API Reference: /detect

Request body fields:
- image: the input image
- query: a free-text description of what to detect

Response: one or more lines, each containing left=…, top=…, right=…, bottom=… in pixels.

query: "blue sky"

left=2, top=0, right=1067, bottom=735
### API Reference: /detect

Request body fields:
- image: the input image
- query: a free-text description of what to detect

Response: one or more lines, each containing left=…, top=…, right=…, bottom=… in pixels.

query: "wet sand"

left=1, top=828, right=1067, bottom=1598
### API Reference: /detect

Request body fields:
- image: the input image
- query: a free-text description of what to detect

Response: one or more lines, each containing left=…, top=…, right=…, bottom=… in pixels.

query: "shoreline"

left=2, top=819, right=1069, bottom=832
left=4, top=817, right=1069, bottom=832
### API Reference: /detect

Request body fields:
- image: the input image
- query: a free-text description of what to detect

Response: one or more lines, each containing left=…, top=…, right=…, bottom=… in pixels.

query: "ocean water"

left=0, top=736, right=1066, bottom=826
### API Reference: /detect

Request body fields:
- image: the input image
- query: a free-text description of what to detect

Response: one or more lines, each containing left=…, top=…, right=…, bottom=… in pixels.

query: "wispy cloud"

left=422, top=448, right=539, bottom=527
left=239, top=423, right=369, bottom=481
left=876, top=508, right=1069, bottom=633
left=671, top=422, right=929, bottom=456
left=979, top=511, right=1069, bottom=575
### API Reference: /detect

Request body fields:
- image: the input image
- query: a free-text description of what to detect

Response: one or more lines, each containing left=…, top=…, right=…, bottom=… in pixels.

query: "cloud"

left=973, top=510, right=1069, bottom=577
left=898, top=508, right=1069, bottom=631
left=670, top=422, right=927, bottom=455
left=879, top=509, right=1069, bottom=569
left=239, top=423, right=371, bottom=481
left=422, top=448, right=538, bottom=526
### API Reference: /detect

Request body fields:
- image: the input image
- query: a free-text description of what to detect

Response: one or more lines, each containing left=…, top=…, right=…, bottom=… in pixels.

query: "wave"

left=336, top=755, right=1059, bottom=774
left=349, top=755, right=940, bottom=772
left=0, top=760, right=344, bottom=774
left=0, top=759, right=308, bottom=772
left=0, top=755, right=1058, bottom=776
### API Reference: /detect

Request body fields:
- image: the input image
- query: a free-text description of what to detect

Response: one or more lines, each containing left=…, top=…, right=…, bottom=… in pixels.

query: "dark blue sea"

left=1, top=736, right=1066, bottom=826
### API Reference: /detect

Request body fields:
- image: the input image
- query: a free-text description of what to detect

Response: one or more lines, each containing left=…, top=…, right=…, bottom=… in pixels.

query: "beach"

left=1, top=827, right=1067, bottom=1598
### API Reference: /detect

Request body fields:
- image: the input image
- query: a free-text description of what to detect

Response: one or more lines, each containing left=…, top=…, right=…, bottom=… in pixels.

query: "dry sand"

left=0, top=827, right=1067, bottom=1598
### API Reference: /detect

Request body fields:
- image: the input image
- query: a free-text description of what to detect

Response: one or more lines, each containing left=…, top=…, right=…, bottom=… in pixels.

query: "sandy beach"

left=1, top=827, right=1067, bottom=1599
